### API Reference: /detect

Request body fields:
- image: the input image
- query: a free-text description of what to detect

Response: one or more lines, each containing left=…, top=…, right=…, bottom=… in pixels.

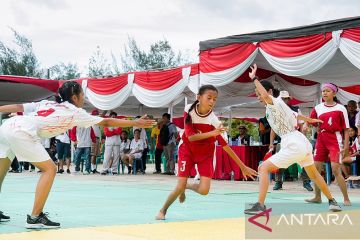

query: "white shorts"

left=0, top=118, right=50, bottom=163
left=269, top=131, right=314, bottom=169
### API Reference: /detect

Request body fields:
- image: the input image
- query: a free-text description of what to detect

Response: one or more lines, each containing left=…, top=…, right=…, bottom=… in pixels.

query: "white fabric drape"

left=85, top=74, right=134, bottom=110
left=339, top=37, right=360, bottom=70
left=199, top=48, right=258, bottom=87
left=132, top=67, right=191, bottom=107
left=259, top=31, right=342, bottom=76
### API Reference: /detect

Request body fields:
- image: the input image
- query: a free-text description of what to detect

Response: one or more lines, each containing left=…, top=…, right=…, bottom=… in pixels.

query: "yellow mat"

left=0, top=218, right=245, bottom=240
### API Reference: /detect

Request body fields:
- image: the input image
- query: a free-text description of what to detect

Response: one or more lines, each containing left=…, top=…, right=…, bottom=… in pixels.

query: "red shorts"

left=314, top=131, right=342, bottom=163
left=177, top=143, right=214, bottom=178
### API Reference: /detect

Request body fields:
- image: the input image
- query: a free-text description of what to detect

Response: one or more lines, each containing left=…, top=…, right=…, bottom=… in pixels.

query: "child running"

left=156, top=84, right=258, bottom=220
left=244, top=64, right=341, bottom=215
left=0, top=81, right=155, bottom=229
left=304, top=83, right=351, bottom=206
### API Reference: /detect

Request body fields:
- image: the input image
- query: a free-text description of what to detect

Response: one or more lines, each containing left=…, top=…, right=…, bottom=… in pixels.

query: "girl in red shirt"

left=156, top=85, right=257, bottom=220
left=305, top=83, right=351, bottom=206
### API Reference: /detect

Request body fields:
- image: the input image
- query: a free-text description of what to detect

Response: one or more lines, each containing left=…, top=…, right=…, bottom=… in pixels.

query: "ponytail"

left=185, top=100, right=199, bottom=124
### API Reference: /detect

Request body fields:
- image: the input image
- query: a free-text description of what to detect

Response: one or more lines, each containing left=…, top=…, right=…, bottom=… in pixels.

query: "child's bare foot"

left=179, top=192, right=186, bottom=203
left=344, top=200, right=352, bottom=206
left=155, top=210, right=166, bottom=220
left=305, top=197, right=322, bottom=203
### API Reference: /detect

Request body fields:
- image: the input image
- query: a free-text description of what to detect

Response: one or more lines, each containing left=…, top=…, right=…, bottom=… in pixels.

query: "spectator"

left=56, top=131, right=71, bottom=174
left=160, top=113, right=178, bottom=175
left=101, top=112, right=122, bottom=175
left=347, top=100, right=358, bottom=128
left=71, top=126, right=96, bottom=174
left=259, top=117, right=271, bottom=145
left=119, top=130, right=131, bottom=170
left=133, top=116, right=149, bottom=173
left=237, top=125, right=250, bottom=145
left=151, top=121, right=164, bottom=174
left=90, top=109, right=102, bottom=174
left=123, top=129, right=144, bottom=174
left=341, top=126, right=359, bottom=180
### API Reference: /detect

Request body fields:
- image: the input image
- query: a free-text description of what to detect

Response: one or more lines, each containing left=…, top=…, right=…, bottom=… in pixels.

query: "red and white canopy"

left=0, top=75, right=58, bottom=105
left=1, top=17, right=360, bottom=118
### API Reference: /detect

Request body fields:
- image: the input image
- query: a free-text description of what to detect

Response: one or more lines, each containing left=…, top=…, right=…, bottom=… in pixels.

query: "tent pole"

left=138, top=104, right=144, bottom=116
left=229, top=107, right=232, bottom=141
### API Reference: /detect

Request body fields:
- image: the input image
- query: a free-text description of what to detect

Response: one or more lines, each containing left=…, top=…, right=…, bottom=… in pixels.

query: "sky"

left=0, top=0, right=359, bottom=76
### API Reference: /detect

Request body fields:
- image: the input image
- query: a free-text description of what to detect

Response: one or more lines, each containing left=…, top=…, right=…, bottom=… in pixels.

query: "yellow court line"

left=0, top=218, right=245, bottom=240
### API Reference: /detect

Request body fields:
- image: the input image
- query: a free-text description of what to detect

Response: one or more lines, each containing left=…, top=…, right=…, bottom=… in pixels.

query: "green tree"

left=50, top=62, right=80, bottom=80
left=0, top=29, right=43, bottom=77
left=221, top=118, right=259, bottom=142
left=119, top=37, right=192, bottom=72
left=88, top=46, right=112, bottom=77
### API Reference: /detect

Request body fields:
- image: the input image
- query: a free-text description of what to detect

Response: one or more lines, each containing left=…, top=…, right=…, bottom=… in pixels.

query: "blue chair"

left=133, top=158, right=144, bottom=175
left=351, top=162, right=357, bottom=175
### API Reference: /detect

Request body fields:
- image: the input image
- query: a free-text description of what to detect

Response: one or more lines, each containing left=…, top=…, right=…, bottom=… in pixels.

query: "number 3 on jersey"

left=180, top=161, right=186, bottom=172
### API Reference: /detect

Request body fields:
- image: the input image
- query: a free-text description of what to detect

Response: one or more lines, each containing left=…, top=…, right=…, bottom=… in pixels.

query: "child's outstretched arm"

left=0, top=104, right=24, bottom=113
left=297, top=115, right=323, bottom=124
left=187, top=126, right=227, bottom=142
left=249, top=63, right=273, bottom=105
left=97, top=115, right=156, bottom=128
left=222, top=145, right=258, bottom=180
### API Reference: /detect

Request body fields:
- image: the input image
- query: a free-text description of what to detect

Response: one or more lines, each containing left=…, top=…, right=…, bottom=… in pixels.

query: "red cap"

left=91, top=109, right=99, bottom=115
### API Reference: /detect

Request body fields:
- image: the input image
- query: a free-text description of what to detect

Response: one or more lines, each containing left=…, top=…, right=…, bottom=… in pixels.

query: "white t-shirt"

left=355, top=111, right=360, bottom=128
left=76, top=127, right=93, bottom=148
left=40, top=138, right=51, bottom=148
left=56, top=132, right=71, bottom=144
left=92, top=125, right=101, bottom=138
left=133, top=127, right=148, bottom=148
left=265, top=96, right=298, bottom=137
left=130, top=138, right=144, bottom=154
left=21, top=100, right=102, bottom=138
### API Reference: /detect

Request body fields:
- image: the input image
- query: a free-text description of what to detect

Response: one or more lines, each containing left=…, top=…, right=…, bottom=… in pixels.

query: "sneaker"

left=303, top=181, right=313, bottom=191
left=57, top=169, right=64, bottom=174
left=244, top=202, right=266, bottom=215
left=83, top=171, right=90, bottom=175
left=66, top=169, right=71, bottom=174
left=153, top=171, right=161, bottom=174
left=329, top=199, right=342, bottom=212
left=26, top=212, right=60, bottom=229
left=0, top=211, right=10, bottom=222
left=273, top=182, right=282, bottom=190
left=92, top=169, right=99, bottom=174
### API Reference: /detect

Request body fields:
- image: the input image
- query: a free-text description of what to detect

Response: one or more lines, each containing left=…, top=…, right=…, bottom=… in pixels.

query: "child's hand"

left=307, top=118, right=323, bottom=124
left=249, top=63, right=258, bottom=80
left=135, top=115, right=156, bottom=128
left=213, top=124, right=227, bottom=136
left=240, top=166, right=258, bottom=180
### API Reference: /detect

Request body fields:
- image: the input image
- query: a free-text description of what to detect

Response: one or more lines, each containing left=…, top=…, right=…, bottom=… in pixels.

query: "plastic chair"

left=351, top=162, right=357, bottom=176
left=117, top=159, right=125, bottom=174
left=133, top=158, right=144, bottom=175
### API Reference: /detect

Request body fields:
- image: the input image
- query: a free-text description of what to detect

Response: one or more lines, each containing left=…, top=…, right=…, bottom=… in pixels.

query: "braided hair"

left=185, top=85, right=218, bottom=124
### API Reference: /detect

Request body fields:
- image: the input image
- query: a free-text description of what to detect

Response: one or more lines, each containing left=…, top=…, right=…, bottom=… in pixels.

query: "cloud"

left=17, top=0, right=69, bottom=10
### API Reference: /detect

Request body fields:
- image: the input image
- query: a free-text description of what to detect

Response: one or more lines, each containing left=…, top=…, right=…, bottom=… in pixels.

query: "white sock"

left=91, top=164, right=96, bottom=170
